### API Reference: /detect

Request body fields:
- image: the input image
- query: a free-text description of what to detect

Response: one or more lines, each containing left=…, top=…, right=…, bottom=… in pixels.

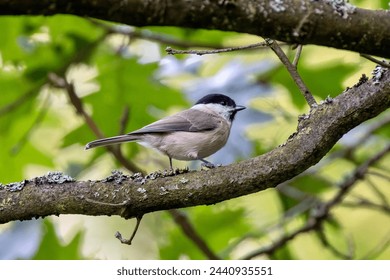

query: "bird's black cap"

left=195, top=93, right=237, bottom=108
left=195, top=93, right=245, bottom=121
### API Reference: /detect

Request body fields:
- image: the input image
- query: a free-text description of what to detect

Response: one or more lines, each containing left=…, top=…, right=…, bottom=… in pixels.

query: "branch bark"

left=1, top=69, right=389, bottom=224
left=0, top=0, right=389, bottom=58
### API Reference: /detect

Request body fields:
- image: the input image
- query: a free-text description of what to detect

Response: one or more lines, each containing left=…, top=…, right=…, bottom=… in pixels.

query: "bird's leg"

left=200, top=159, right=216, bottom=169
left=169, top=157, right=173, bottom=170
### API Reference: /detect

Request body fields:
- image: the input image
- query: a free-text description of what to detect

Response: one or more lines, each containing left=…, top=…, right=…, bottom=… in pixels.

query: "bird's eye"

left=220, top=101, right=226, bottom=105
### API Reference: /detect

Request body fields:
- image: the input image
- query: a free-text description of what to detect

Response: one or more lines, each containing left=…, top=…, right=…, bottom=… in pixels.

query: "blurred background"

left=0, top=0, right=389, bottom=259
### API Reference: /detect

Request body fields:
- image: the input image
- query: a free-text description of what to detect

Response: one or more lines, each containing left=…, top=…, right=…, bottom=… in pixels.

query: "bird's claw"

left=201, top=162, right=222, bottom=169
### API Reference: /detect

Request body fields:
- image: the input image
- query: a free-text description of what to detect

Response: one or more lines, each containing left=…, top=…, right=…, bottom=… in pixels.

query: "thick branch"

left=0, top=0, right=389, bottom=57
left=1, top=69, right=389, bottom=224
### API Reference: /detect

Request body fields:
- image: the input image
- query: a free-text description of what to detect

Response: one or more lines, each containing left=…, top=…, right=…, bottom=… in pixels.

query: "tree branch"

left=242, top=142, right=390, bottom=259
left=168, top=209, right=220, bottom=260
left=265, top=38, right=317, bottom=108
left=0, top=0, right=389, bottom=57
left=1, top=68, right=389, bottom=224
left=165, top=42, right=269, bottom=55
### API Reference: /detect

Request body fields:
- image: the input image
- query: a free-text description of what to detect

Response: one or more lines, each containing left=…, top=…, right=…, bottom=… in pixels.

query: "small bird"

left=85, top=93, right=245, bottom=169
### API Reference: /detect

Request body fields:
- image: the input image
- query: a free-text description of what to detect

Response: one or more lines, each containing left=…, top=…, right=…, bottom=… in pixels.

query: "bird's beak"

left=234, top=105, right=246, bottom=112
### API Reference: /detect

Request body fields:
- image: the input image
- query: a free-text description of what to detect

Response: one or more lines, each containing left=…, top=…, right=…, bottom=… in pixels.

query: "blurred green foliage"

left=1, top=0, right=390, bottom=260
left=160, top=206, right=251, bottom=259
left=33, top=219, right=83, bottom=260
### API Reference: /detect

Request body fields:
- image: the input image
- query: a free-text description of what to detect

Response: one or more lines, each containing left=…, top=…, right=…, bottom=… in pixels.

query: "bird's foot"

left=201, top=162, right=215, bottom=169
left=200, top=159, right=221, bottom=169
left=166, top=166, right=190, bottom=176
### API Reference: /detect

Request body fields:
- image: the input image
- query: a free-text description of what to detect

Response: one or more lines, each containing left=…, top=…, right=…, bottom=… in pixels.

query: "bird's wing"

left=128, top=109, right=217, bottom=135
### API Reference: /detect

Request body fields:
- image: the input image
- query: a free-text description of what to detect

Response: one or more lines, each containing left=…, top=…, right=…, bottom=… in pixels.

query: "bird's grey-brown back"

left=128, top=107, right=218, bottom=135
left=137, top=106, right=231, bottom=160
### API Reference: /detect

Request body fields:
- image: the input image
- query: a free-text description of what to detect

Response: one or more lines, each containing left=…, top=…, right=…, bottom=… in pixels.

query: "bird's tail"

left=85, top=134, right=139, bottom=150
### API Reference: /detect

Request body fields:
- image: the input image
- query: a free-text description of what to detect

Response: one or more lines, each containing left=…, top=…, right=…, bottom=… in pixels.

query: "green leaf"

left=90, top=57, right=185, bottom=130
left=374, top=121, right=390, bottom=138
left=0, top=106, right=54, bottom=183
left=159, top=206, right=251, bottom=259
left=270, top=62, right=357, bottom=109
left=276, top=175, right=331, bottom=218
left=269, top=244, right=294, bottom=260
left=75, top=54, right=186, bottom=145
left=62, top=125, right=96, bottom=148
left=33, top=219, right=84, bottom=260
left=0, top=16, right=45, bottom=60
left=289, top=175, right=332, bottom=195
left=380, top=0, right=389, bottom=9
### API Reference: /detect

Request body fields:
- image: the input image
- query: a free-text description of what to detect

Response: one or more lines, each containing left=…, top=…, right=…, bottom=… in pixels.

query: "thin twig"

left=317, top=229, right=354, bottom=259
left=265, top=38, right=317, bottom=108
left=327, top=112, right=390, bottom=163
left=277, top=183, right=319, bottom=219
left=368, top=170, right=390, bottom=182
left=360, top=54, right=390, bottom=68
left=168, top=209, right=220, bottom=260
left=115, top=215, right=143, bottom=245
left=119, top=105, right=130, bottom=135
left=242, top=217, right=318, bottom=259
left=342, top=198, right=390, bottom=214
left=292, top=45, right=303, bottom=68
left=366, top=177, right=389, bottom=207
left=324, top=144, right=390, bottom=210
left=166, top=42, right=269, bottom=56
left=242, top=143, right=390, bottom=259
